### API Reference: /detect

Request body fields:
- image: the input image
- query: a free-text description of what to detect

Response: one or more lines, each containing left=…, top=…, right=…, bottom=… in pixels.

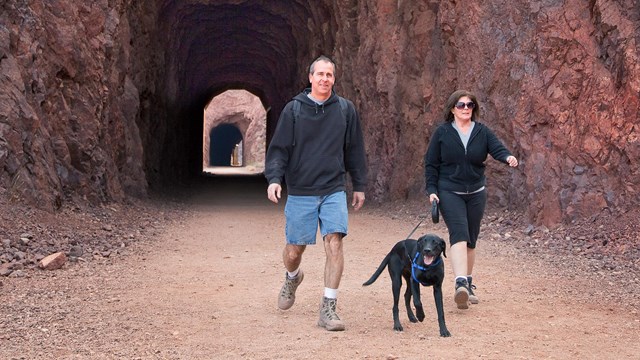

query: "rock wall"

left=337, top=0, right=640, bottom=226
left=1, top=0, right=638, bottom=227
left=0, top=1, right=151, bottom=209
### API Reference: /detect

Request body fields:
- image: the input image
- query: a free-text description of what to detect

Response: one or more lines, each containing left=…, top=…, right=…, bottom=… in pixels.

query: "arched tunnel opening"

left=209, top=124, right=242, bottom=166
left=201, top=90, right=267, bottom=176
left=143, top=1, right=339, bottom=192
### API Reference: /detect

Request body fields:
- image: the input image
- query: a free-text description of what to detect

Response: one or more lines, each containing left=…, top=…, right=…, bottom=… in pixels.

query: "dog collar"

left=411, top=253, right=442, bottom=286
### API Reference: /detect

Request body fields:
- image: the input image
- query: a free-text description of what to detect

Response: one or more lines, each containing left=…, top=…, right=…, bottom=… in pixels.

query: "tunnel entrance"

left=147, top=1, right=339, bottom=188
left=202, top=90, right=267, bottom=175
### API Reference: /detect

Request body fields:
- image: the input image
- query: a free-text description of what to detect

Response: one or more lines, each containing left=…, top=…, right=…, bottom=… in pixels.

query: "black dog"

left=363, top=234, right=450, bottom=337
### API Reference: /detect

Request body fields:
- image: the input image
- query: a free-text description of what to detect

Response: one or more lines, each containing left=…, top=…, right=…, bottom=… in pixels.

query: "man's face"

left=309, top=60, right=335, bottom=99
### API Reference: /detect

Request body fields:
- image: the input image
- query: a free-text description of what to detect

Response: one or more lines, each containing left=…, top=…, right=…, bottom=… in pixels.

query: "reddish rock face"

left=0, top=0, right=638, bottom=226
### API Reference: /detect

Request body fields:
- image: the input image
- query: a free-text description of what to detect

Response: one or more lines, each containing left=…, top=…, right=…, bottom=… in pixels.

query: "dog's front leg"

left=391, top=276, right=404, bottom=331
left=403, top=282, right=418, bottom=323
left=433, top=285, right=451, bottom=337
left=410, top=280, right=425, bottom=322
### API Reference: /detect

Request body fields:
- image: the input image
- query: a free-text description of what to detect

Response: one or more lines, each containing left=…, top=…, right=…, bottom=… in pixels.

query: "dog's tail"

left=362, top=253, right=391, bottom=286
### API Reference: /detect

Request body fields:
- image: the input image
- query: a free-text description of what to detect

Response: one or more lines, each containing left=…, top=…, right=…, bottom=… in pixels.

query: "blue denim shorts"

left=284, top=191, right=348, bottom=245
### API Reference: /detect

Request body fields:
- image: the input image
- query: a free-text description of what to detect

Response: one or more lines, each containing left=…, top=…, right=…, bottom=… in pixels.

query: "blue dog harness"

left=411, top=253, right=442, bottom=286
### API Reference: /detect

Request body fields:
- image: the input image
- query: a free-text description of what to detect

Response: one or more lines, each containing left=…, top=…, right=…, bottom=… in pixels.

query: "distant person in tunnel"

left=424, top=89, right=518, bottom=310
left=265, top=55, right=367, bottom=331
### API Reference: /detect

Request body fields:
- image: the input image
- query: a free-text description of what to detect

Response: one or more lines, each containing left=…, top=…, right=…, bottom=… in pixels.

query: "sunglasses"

left=454, top=101, right=476, bottom=110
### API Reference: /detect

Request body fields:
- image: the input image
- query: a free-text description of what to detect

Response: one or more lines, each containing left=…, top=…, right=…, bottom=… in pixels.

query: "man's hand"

left=267, top=183, right=282, bottom=204
left=352, top=191, right=365, bottom=211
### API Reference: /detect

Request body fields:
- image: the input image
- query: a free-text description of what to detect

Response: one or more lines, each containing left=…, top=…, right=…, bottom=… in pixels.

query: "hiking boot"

left=454, top=278, right=470, bottom=309
left=277, top=270, right=304, bottom=310
left=467, top=277, right=479, bottom=304
left=318, top=297, right=345, bottom=331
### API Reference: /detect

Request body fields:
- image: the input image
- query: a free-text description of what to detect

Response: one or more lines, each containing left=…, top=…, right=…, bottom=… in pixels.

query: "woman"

left=424, top=90, right=518, bottom=309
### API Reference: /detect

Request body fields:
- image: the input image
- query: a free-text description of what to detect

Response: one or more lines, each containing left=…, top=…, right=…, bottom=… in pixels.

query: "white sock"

left=324, top=288, right=338, bottom=299
left=287, top=268, right=300, bottom=279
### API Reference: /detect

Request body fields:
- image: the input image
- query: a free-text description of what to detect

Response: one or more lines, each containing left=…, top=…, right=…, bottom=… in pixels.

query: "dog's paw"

left=393, top=324, right=404, bottom=332
left=416, top=309, right=425, bottom=322
left=440, top=328, right=451, bottom=337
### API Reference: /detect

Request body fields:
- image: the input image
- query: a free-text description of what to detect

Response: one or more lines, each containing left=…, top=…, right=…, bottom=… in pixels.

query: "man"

left=265, top=55, right=367, bottom=331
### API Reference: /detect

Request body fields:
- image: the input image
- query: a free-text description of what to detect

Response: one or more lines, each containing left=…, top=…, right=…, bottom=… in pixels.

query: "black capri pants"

left=438, top=189, right=487, bottom=249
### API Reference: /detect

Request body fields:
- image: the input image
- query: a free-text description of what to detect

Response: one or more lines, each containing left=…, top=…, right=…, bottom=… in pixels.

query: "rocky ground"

left=0, top=194, right=187, bottom=282
left=1, top=194, right=638, bottom=305
left=368, top=198, right=640, bottom=310
left=0, top=183, right=638, bottom=359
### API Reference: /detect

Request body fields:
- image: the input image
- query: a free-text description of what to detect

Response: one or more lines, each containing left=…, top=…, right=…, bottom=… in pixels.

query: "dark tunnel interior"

left=149, top=1, right=337, bottom=188
left=210, top=124, right=242, bottom=166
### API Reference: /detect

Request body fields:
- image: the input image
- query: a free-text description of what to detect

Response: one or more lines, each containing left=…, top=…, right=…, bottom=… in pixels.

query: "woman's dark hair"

left=442, top=90, right=480, bottom=122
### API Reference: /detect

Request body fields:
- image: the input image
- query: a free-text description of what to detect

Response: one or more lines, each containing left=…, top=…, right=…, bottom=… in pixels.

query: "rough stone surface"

left=0, top=1, right=148, bottom=210
left=345, top=0, right=640, bottom=227
left=39, top=251, right=67, bottom=270
left=0, top=192, right=177, bottom=278
left=0, top=0, right=638, bottom=230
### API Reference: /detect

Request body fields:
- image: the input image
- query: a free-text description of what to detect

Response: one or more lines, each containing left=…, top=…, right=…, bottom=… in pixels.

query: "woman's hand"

left=506, top=155, right=518, bottom=167
left=429, top=193, right=439, bottom=204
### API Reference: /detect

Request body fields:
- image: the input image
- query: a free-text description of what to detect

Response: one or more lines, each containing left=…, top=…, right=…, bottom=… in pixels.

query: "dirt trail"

left=1, top=177, right=639, bottom=359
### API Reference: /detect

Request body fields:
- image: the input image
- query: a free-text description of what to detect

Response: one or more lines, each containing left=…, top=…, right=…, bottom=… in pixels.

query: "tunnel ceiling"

left=157, top=0, right=335, bottom=113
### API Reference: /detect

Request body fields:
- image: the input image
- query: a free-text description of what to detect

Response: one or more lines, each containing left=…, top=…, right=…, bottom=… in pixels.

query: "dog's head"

left=416, top=234, right=446, bottom=266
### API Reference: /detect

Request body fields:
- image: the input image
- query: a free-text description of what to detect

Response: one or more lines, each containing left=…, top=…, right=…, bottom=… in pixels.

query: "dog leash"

left=405, top=217, right=425, bottom=240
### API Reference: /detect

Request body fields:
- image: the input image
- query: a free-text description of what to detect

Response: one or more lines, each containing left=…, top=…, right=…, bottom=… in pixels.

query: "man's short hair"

left=309, top=55, right=336, bottom=75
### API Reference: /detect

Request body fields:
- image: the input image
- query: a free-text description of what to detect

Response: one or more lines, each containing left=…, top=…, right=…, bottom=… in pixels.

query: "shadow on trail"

left=168, top=174, right=277, bottom=208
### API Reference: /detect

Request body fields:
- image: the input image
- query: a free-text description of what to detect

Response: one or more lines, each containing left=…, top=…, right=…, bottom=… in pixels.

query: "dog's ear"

left=439, top=237, right=447, bottom=258
left=417, top=235, right=426, bottom=247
